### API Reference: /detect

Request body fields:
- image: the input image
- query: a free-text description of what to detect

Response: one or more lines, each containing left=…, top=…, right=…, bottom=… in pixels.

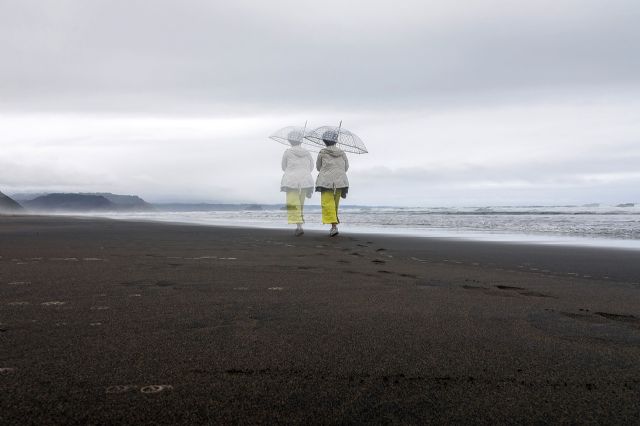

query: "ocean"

left=71, top=204, right=640, bottom=250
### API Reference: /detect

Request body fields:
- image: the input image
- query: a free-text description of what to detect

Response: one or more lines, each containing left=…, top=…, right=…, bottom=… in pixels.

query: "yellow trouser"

left=321, top=190, right=341, bottom=224
left=286, top=191, right=306, bottom=224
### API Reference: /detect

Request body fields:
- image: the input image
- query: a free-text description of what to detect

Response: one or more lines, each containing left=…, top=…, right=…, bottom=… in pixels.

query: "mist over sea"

left=69, top=204, right=640, bottom=249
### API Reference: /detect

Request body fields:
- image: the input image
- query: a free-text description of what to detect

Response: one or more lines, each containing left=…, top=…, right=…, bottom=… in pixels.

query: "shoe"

left=329, top=228, right=339, bottom=237
left=295, top=228, right=304, bottom=236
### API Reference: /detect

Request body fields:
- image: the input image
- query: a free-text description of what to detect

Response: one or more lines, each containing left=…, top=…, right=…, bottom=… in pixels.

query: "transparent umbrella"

left=304, top=121, right=368, bottom=154
left=269, top=122, right=319, bottom=151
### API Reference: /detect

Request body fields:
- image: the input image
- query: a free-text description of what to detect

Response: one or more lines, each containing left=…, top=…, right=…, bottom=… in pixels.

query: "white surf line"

left=41, top=301, right=66, bottom=306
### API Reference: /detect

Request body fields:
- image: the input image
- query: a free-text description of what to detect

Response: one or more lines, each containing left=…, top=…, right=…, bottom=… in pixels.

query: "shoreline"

left=4, top=213, right=640, bottom=282
left=1, top=215, right=639, bottom=423
left=13, top=210, right=640, bottom=251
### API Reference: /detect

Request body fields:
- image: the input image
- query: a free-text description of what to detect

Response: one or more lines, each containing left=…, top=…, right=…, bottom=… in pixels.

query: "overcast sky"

left=1, top=0, right=639, bottom=206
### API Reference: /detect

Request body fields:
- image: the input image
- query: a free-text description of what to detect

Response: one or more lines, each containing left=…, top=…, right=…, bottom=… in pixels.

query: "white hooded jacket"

left=315, top=145, right=349, bottom=190
left=281, top=146, right=314, bottom=192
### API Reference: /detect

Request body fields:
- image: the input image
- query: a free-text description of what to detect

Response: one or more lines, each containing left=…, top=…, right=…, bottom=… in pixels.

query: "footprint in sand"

left=495, top=285, right=553, bottom=298
left=140, top=385, right=173, bottom=394
left=496, top=285, right=524, bottom=290
left=416, top=280, right=447, bottom=288
left=462, top=285, right=489, bottom=290
left=595, top=312, right=640, bottom=323
left=371, top=259, right=386, bottom=264
left=529, top=310, right=640, bottom=344
left=463, top=284, right=553, bottom=298
left=519, top=290, right=553, bottom=298
left=0, top=368, right=16, bottom=375
left=106, top=385, right=137, bottom=394
left=41, top=301, right=66, bottom=306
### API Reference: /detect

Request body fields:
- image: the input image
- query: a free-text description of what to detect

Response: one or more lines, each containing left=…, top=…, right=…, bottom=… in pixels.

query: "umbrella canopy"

left=269, top=125, right=319, bottom=151
left=305, top=123, right=368, bottom=154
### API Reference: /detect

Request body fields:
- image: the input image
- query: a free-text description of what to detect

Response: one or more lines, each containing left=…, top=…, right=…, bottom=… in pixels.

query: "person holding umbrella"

left=279, top=129, right=314, bottom=236
left=314, top=129, right=349, bottom=237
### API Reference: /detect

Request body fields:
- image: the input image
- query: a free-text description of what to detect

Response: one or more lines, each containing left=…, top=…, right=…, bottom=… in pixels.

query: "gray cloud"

left=1, top=0, right=639, bottom=113
left=1, top=1, right=639, bottom=206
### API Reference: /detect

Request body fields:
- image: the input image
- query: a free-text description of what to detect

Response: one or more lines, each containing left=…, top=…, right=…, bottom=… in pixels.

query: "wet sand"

left=1, top=215, right=639, bottom=424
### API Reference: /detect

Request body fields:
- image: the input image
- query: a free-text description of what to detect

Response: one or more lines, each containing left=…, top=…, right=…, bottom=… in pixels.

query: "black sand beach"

left=1, top=215, right=639, bottom=424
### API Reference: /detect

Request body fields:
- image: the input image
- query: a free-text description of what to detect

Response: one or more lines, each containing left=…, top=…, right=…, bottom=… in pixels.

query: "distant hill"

left=23, top=194, right=114, bottom=212
left=85, top=193, right=154, bottom=211
left=11, top=193, right=48, bottom=202
left=0, top=191, right=24, bottom=214
left=22, top=193, right=155, bottom=212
